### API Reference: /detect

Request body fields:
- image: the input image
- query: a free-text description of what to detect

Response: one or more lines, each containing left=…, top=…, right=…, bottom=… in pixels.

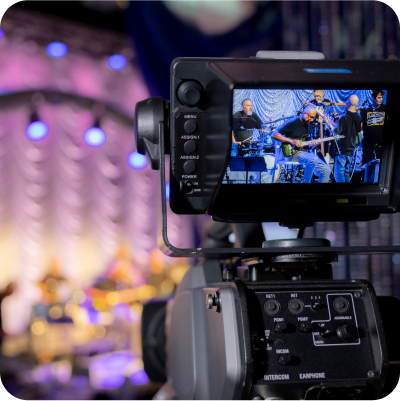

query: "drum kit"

left=230, top=115, right=298, bottom=184
left=232, top=115, right=296, bottom=159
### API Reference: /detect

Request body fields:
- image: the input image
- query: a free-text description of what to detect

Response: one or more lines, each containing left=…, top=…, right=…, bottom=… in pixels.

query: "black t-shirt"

left=277, top=117, right=309, bottom=139
left=360, top=104, right=385, bottom=145
left=232, top=111, right=263, bottom=141
left=335, top=111, right=362, bottom=156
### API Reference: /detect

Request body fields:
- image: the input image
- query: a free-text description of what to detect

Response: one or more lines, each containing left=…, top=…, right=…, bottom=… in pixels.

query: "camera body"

left=166, top=260, right=390, bottom=400
left=135, top=53, right=400, bottom=400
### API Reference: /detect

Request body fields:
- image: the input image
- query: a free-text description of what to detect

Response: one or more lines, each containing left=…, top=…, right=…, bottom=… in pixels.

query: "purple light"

left=74, top=375, right=88, bottom=389
left=88, top=310, right=99, bottom=325
left=84, top=128, right=106, bottom=147
left=26, top=121, right=49, bottom=141
left=130, top=369, right=149, bottom=386
left=127, top=151, right=148, bottom=170
left=47, top=42, right=68, bottom=58
left=325, top=231, right=336, bottom=244
left=101, top=352, right=133, bottom=370
left=107, top=55, right=127, bottom=70
left=0, top=28, right=3, bottom=39
left=100, top=375, right=126, bottom=389
left=166, top=182, right=170, bottom=201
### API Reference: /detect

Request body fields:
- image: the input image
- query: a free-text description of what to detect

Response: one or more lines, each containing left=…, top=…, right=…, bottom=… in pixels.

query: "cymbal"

left=233, top=117, right=259, bottom=129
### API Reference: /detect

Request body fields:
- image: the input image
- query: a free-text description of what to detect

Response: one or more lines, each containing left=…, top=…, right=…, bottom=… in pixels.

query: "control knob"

left=278, top=354, right=291, bottom=366
left=274, top=322, right=287, bottom=333
left=336, top=324, right=357, bottom=341
left=177, top=81, right=204, bottom=107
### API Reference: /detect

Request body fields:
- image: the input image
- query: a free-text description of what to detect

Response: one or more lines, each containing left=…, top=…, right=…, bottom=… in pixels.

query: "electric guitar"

left=281, top=135, right=344, bottom=158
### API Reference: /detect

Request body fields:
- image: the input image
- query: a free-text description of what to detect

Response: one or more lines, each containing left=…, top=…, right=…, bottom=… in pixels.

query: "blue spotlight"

left=166, top=182, right=170, bottom=201
left=127, top=151, right=148, bottom=170
left=0, top=28, right=3, bottom=39
left=46, top=42, right=68, bottom=58
left=108, top=55, right=127, bottom=70
left=26, top=121, right=49, bottom=141
left=84, top=128, right=106, bottom=147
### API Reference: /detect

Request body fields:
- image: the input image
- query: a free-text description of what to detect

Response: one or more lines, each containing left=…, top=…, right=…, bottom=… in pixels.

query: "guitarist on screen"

left=271, top=105, right=331, bottom=183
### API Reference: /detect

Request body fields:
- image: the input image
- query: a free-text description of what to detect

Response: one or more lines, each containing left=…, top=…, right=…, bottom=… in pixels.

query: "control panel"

left=247, top=289, right=377, bottom=385
left=172, top=112, right=206, bottom=197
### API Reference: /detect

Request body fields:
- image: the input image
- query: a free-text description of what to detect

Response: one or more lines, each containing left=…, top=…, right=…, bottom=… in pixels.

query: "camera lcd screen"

left=224, top=89, right=387, bottom=185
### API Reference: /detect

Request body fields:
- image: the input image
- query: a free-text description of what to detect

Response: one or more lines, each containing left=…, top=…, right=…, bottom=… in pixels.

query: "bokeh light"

left=26, top=121, right=49, bottom=141
left=166, top=182, right=170, bottom=201
left=31, top=319, right=47, bottom=336
left=392, top=254, right=400, bottom=265
left=83, top=127, right=106, bottom=147
left=127, top=151, right=148, bottom=169
left=46, top=42, right=68, bottom=58
left=100, top=375, right=126, bottom=389
left=72, top=290, right=87, bottom=304
left=101, top=352, right=133, bottom=370
left=49, top=305, right=63, bottom=320
left=325, top=230, right=336, bottom=244
left=107, top=54, right=127, bottom=70
left=74, top=376, right=88, bottom=389
left=130, top=369, right=149, bottom=385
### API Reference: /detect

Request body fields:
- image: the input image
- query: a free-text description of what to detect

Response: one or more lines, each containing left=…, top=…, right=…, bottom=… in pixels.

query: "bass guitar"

left=281, top=135, right=344, bottom=158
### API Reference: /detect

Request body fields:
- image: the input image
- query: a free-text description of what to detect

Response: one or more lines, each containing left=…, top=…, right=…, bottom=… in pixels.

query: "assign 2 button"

left=183, top=161, right=197, bottom=174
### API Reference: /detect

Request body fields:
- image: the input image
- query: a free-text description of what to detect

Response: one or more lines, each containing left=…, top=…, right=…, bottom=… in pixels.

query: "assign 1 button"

left=184, top=140, right=197, bottom=154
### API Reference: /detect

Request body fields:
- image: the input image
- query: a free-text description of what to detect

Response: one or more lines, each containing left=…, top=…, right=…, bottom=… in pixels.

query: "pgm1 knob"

left=336, top=324, right=357, bottom=340
left=177, top=81, right=204, bottom=107
left=275, top=322, right=287, bottom=333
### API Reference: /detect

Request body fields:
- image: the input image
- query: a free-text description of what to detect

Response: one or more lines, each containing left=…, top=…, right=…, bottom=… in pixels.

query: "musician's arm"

left=272, top=131, right=301, bottom=147
left=232, top=131, right=241, bottom=145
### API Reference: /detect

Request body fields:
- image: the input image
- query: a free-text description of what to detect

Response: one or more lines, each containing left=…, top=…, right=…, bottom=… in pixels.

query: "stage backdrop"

left=233, top=89, right=387, bottom=128
left=0, top=7, right=194, bottom=334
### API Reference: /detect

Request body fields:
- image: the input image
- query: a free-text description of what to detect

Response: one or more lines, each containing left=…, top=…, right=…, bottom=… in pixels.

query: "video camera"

left=135, top=52, right=400, bottom=400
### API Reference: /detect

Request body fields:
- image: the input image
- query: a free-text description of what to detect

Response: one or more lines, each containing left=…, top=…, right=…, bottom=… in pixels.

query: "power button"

left=180, top=180, right=193, bottom=193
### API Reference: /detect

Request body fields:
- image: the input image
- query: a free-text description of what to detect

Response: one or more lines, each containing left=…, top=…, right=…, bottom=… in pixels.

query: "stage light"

left=46, top=42, right=68, bottom=58
left=0, top=28, right=3, bottom=39
left=107, top=54, right=127, bottom=70
left=84, top=127, right=106, bottom=147
left=26, top=121, right=49, bottom=141
left=127, top=151, right=148, bottom=169
left=166, top=182, right=170, bottom=201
